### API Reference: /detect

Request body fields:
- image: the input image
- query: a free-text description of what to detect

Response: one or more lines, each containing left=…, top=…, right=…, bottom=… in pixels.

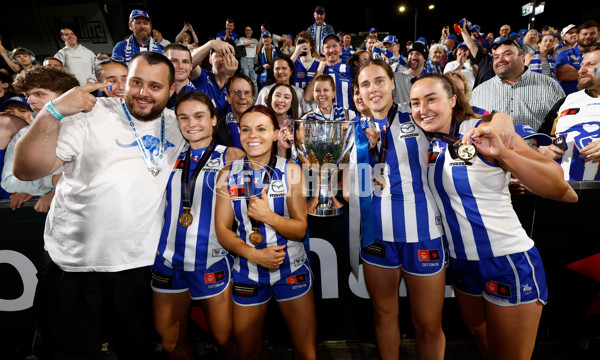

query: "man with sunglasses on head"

left=471, top=36, right=565, bottom=130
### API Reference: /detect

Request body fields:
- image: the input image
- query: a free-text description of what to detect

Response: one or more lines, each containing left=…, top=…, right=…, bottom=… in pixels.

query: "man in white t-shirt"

left=13, top=51, right=185, bottom=359
left=54, top=28, right=97, bottom=85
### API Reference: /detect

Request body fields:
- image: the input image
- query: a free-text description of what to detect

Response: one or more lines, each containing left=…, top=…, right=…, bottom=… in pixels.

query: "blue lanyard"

left=121, top=101, right=165, bottom=176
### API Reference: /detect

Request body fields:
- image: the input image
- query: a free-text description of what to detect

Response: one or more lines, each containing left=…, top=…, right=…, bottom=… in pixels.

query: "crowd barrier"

left=1, top=182, right=599, bottom=356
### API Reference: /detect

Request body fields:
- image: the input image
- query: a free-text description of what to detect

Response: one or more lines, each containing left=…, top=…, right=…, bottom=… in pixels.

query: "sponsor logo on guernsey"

left=269, top=180, right=286, bottom=197
left=293, top=254, right=306, bottom=267
left=449, top=161, right=472, bottom=166
left=559, top=108, right=580, bottom=117
left=151, top=270, right=173, bottom=288
left=228, top=185, right=246, bottom=199
left=297, top=72, right=306, bottom=79
left=212, top=248, right=228, bottom=257
left=399, top=122, right=419, bottom=138
left=435, top=216, right=442, bottom=225
left=204, top=270, right=225, bottom=284
left=428, top=150, right=440, bottom=164
left=522, top=283, right=533, bottom=295
left=203, top=158, right=222, bottom=172
left=486, top=280, right=512, bottom=297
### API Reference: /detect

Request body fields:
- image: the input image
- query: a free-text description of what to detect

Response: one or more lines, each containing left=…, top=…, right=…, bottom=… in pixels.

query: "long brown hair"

left=413, top=73, right=476, bottom=122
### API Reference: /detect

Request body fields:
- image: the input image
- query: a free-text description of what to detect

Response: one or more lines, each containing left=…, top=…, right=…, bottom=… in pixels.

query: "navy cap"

left=314, top=5, right=325, bottom=13
left=514, top=124, right=553, bottom=146
left=383, top=35, right=398, bottom=44
left=0, top=96, right=31, bottom=112
left=261, top=31, right=271, bottom=37
left=509, top=32, right=518, bottom=38
left=457, top=42, right=468, bottom=49
left=447, top=34, right=457, bottom=41
left=323, top=33, right=340, bottom=43
left=369, top=27, right=377, bottom=34
left=518, top=29, right=528, bottom=36
left=129, top=9, right=150, bottom=21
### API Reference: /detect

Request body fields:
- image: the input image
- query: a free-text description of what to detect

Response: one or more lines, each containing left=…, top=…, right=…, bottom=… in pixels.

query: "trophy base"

left=308, top=207, right=343, bottom=217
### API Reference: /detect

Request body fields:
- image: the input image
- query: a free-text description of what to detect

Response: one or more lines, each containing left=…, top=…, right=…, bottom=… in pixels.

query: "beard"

left=577, top=75, right=595, bottom=91
left=124, top=93, right=168, bottom=121
left=134, top=30, right=151, bottom=43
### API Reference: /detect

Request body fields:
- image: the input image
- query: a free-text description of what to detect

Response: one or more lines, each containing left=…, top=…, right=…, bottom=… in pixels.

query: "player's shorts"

left=449, top=246, right=548, bottom=306
left=360, top=237, right=446, bottom=276
left=232, top=263, right=313, bottom=306
left=151, top=255, right=233, bottom=300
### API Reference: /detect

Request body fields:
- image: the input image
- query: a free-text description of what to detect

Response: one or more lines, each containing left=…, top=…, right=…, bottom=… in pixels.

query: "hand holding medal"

left=247, top=188, right=272, bottom=245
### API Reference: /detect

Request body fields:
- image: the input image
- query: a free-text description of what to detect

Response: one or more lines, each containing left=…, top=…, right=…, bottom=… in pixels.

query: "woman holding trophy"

left=214, top=105, right=316, bottom=360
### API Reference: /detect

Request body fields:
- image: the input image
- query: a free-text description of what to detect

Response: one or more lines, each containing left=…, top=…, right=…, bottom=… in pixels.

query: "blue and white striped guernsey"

left=426, top=119, right=534, bottom=260
left=294, top=58, right=320, bottom=90
left=228, top=156, right=308, bottom=285
left=157, top=145, right=230, bottom=271
left=370, top=103, right=443, bottom=243
left=323, top=62, right=353, bottom=110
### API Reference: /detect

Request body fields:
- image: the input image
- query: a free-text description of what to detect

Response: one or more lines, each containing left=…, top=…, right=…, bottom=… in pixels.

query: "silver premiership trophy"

left=292, top=119, right=355, bottom=217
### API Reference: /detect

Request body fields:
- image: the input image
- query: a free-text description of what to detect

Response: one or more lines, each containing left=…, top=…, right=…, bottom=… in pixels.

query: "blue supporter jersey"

left=323, top=62, right=353, bottom=110
left=341, top=45, right=356, bottom=64
left=555, top=45, right=583, bottom=96
left=227, top=156, right=308, bottom=284
left=191, top=71, right=228, bottom=115
left=0, top=149, right=10, bottom=199
left=167, top=80, right=198, bottom=110
left=369, top=103, right=443, bottom=243
left=294, top=59, right=320, bottom=90
left=426, top=119, right=534, bottom=260
left=157, top=145, right=230, bottom=270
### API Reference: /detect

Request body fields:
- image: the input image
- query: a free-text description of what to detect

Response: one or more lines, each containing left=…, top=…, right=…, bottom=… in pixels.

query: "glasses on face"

left=231, top=89, right=252, bottom=97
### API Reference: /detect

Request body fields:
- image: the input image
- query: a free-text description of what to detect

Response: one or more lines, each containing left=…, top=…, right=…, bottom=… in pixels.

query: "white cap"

left=561, top=24, right=577, bottom=37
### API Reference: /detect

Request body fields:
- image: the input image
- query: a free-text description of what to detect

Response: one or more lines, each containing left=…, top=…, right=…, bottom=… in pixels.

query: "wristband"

left=44, top=101, right=64, bottom=120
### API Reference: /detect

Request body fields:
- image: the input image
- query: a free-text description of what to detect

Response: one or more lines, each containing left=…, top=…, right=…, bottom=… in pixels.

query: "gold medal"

left=373, top=175, right=386, bottom=191
left=456, top=143, right=477, bottom=161
left=249, top=231, right=264, bottom=246
left=179, top=212, right=193, bottom=227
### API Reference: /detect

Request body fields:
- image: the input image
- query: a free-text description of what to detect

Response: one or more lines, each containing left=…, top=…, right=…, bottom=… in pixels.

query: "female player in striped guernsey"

left=151, top=91, right=245, bottom=359
left=356, top=59, right=447, bottom=360
left=409, top=73, right=577, bottom=360
left=214, top=105, right=316, bottom=360
left=302, top=74, right=355, bottom=121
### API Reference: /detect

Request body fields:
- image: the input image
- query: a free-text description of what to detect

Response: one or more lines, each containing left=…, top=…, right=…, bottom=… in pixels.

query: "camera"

left=297, top=38, right=307, bottom=56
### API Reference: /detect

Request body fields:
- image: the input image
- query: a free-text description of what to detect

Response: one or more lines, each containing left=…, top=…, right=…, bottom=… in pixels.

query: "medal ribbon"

left=181, top=141, right=217, bottom=214
left=121, top=101, right=165, bottom=175
left=370, top=103, right=398, bottom=166
left=428, top=119, right=462, bottom=159
left=243, top=153, right=277, bottom=233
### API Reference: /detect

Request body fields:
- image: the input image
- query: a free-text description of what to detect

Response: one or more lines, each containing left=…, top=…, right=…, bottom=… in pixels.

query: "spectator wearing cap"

left=392, top=41, right=428, bottom=103
left=373, top=35, right=404, bottom=70
left=307, top=5, right=335, bottom=56
left=525, top=33, right=557, bottom=80
left=554, top=24, right=578, bottom=58
left=304, top=33, right=353, bottom=110
left=1, top=96, right=32, bottom=122
left=216, top=18, right=240, bottom=48
left=111, top=9, right=163, bottom=66
left=444, top=42, right=476, bottom=89
left=340, top=32, right=356, bottom=64
left=555, top=20, right=599, bottom=96
left=254, top=31, right=281, bottom=89
left=359, top=27, right=378, bottom=51
left=471, top=37, right=565, bottom=129
left=54, top=28, right=97, bottom=85
left=442, top=33, right=458, bottom=63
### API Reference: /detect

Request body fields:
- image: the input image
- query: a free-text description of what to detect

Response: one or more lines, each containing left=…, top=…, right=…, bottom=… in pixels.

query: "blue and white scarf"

left=123, top=35, right=162, bottom=66
left=529, top=49, right=556, bottom=79
left=309, top=22, right=332, bottom=55
left=258, top=46, right=278, bottom=86
left=424, top=58, right=442, bottom=74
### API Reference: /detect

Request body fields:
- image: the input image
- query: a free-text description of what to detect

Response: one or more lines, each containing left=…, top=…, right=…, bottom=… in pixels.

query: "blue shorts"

left=449, top=246, right=548, bottom=306
left=360, top=237, right=446, bottom=276
left=232, top=263, right=313, bottom=306
left=151, top=255, right=233, bottom=300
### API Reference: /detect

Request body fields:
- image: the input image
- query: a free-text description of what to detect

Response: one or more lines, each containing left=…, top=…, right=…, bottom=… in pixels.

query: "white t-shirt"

left=45, top=97, right=185, bottom=272
left=237, top=37, right=259, bottom=58
left=54, top=44, right=97, bottom=85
